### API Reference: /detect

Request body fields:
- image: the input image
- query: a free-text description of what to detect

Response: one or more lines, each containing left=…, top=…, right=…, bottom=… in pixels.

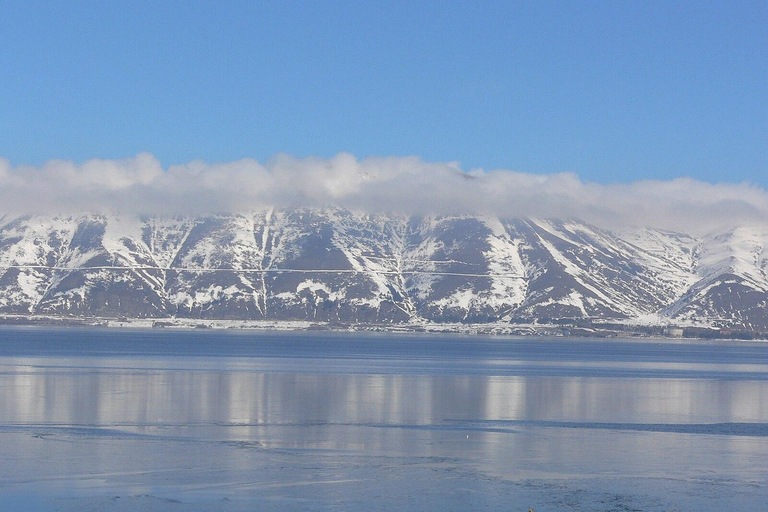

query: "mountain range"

left=0, top=209, right=766, bottom=332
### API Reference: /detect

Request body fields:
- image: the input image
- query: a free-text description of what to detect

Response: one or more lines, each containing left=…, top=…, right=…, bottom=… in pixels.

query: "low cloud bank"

left=1, top=152, right=766, bottom=233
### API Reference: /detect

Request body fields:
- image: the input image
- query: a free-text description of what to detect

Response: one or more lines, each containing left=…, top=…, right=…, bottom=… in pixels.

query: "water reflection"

left=1, top=337, right=768, bottom=511
left=3, top=364, right=768, bottom=428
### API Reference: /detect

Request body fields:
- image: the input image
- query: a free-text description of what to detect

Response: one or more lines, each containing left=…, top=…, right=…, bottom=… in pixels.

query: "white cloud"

left=1, top=152, right=766, bottom=234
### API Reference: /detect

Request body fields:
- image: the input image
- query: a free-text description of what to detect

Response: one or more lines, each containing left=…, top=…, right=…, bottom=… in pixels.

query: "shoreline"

left=0, top=314, right=765, bottom=341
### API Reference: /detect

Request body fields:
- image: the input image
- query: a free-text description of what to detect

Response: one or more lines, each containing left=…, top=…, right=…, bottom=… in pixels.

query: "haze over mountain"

left=2, top=153, right=767, bottom=234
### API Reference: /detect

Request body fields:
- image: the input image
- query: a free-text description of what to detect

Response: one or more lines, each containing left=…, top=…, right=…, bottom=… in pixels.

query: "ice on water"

left=1, top=329, right=767, bottom=511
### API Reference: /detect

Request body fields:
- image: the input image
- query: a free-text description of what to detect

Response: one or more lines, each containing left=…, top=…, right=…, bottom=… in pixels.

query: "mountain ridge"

left=0, top=209, right=766, bottom=333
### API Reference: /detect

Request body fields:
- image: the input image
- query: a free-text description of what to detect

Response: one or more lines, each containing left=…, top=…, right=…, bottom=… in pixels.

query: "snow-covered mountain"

left=0, top=210, right=766, bottom=331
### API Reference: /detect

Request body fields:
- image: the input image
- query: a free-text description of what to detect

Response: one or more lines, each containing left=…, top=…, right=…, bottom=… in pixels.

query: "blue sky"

left=1, top=1, right=765, bottom=186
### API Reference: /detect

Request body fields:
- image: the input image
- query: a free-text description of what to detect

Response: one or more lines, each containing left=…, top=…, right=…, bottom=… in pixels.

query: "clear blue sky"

left=1, top=1, right=765, bottom=185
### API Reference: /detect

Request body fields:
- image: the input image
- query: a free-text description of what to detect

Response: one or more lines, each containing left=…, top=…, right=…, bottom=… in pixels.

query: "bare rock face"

left=0, top=210, right=766, bottom=331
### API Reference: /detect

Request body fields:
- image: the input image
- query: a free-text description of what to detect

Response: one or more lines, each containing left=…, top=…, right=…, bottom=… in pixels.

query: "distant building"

left=664, top=326, right=684, bottom=338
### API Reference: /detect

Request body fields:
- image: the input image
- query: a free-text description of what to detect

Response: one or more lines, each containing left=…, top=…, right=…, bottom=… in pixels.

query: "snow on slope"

left=0, top=210, right=765, bottom=329
left=661, top=226, right=768, bottom=328
left=0, top=216, right=78, bottom=311
left=696, top=226, right=768, bottom=290
left=511, top=219, right=700, bottom=319
left=480, top=216, right=527, bottom=317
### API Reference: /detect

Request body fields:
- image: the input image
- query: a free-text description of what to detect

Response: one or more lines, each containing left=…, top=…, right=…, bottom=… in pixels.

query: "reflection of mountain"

left=1, top=210, right=767, bottom=330
left=3, top=339, right=768, bottom=511
left=3, top=364, right=766, bottom=429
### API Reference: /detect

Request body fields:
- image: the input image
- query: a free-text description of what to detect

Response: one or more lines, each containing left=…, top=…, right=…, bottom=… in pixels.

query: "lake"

left=0, top=328, right=767, bottom=511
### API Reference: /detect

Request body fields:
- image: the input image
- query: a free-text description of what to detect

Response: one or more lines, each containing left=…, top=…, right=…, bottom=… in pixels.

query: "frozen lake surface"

left=1, top=328, right=767, bottom=511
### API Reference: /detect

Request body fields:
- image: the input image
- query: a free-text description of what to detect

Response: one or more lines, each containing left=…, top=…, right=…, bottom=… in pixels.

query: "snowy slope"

left=664, top=226, right=768, bottom=329
left=0, top=209, right=766, bottom=330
